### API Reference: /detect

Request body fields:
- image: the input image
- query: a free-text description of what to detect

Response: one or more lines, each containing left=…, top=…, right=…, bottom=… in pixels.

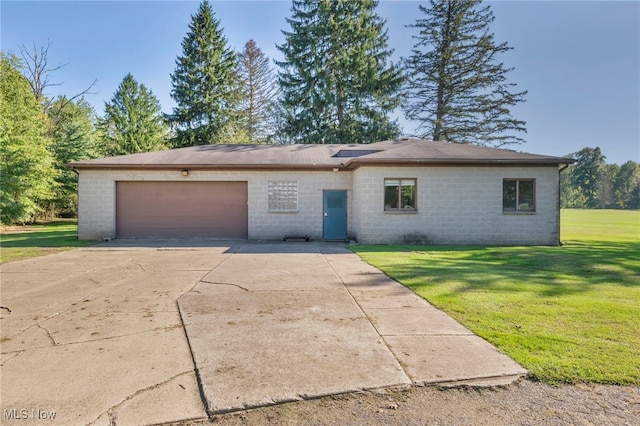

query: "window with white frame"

left=503, top=179, right=535, bottom=212
left=268, top=181, right=298, bottom=212
left=384, top=178, right=417, bottom=211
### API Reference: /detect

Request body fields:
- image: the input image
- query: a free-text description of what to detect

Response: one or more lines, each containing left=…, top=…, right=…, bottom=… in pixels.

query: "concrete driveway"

left=1, top=241, right=525, bottom=425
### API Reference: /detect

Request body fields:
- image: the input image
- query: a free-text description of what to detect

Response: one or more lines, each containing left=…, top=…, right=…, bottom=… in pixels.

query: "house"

left=67, top=138, right=573, bottom=245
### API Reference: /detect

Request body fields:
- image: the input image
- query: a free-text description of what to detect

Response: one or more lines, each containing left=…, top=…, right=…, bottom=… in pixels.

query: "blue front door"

left=323, top=190, right=347, bottom=240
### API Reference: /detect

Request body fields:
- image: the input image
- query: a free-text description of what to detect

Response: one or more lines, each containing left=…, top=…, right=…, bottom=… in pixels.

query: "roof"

left=67, top=139, right=574, bottom=170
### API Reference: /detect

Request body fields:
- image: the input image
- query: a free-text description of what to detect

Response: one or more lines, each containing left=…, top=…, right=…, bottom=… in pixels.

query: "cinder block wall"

left=247, top=170, right=353, bottom=240
left=77, top=169, right=352, bottom=240
left=77, top=166, right=560, bottom=245
left=352, top=165, right=560, bottom=245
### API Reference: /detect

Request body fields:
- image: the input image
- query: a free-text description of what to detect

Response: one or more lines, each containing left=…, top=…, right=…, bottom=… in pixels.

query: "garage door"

left=116, top=181, right=248, bottom=238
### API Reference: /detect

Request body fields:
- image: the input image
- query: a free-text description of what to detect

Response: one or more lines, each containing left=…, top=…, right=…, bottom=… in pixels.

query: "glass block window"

left=268, top=181, right=298, bottom=212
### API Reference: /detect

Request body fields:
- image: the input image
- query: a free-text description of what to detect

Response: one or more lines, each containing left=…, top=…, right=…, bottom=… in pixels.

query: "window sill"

left=503, top=211, right=536, bottom=215
left=384, top=210, right=418, bottom=214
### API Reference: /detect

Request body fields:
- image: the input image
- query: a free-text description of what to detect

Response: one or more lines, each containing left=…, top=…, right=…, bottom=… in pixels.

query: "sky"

left=2, top=0, right=639, bottom=164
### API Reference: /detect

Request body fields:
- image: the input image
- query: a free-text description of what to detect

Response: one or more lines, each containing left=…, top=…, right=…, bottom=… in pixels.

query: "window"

left=503, top=179, right=535, bottom=212
left=268, top=181, right=298, bottom=212
left=384, top=179, right=416, bottom=211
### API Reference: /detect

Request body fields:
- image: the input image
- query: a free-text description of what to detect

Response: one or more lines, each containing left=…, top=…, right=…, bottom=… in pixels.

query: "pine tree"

left=237, top=39, right=279, bottom=143
left=277, top=0, right=403, bottom=144
left=48, top=97, right=99, bottom=216
left=98, top=73, right=168, bottom=156
left=403, top=0, right=527, bottom=147
left=0, top=53, right=56, bottom=224
left=169, top=0, right=238, bottom=147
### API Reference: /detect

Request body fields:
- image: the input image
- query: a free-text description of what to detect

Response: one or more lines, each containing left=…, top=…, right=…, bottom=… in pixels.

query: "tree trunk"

left=433, top=1, right=453, bottom=142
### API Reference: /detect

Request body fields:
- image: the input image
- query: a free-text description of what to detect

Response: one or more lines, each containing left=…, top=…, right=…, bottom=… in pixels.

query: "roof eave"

left=66, top=162, right=343, bottom=171
left=67, top=155, right=575, bottom=171
left=344, top=158, right=575, bottom=169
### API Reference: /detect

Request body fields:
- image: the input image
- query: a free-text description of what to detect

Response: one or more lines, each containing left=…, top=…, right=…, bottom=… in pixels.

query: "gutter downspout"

left=72, top=168, right=80, bottom=240
left=557, top=162, right=570, bottom=245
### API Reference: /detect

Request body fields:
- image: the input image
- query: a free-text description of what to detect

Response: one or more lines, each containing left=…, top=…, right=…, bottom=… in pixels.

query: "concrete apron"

left=1, top=241, right=526, bottom=425
left=1, top=243, right=238, bottom=426
left=178, top=242, right=527, bottom=416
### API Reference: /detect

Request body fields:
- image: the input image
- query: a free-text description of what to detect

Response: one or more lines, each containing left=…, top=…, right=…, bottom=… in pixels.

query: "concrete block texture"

left=352, top=166, right=560, bottom=245
left=77, top=165, right=560, bottom=245
left=77, top=169, right=352, bottom=241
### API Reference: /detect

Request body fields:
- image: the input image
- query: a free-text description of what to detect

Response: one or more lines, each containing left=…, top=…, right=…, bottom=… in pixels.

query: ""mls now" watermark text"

left=4, top=409, right=57, bottom=420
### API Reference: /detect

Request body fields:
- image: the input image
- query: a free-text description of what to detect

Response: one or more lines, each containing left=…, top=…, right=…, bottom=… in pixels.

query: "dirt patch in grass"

left=1, top=218, right=77, bottom=234
left=1, top=224, right=43, bottom=233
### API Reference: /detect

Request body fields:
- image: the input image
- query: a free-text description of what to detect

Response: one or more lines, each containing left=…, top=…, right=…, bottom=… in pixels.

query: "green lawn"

left=0, top=220, right=95, bottom=264
left=353, top=209, right=640, bottom=385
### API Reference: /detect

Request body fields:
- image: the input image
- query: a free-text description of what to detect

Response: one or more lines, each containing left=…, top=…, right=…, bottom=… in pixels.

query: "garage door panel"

left=116, top=181, right=247, bottom=238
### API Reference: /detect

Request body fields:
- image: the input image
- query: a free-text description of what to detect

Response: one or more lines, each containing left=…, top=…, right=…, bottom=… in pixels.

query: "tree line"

left=1, top=0, right=635, bottom=225
left=562, top=147, right=639, bottom=210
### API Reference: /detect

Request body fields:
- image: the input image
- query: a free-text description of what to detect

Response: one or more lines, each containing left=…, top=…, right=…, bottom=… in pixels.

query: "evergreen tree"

left=237, top=39, right=279, bottom=143
left=277, top=0, right=403, bottom=144
left=0, top=54, right=56, bottom=224
left=48, top=97, right=99, bottom=216
left=268, top=102, right=296, bottom=145
left=169, top=0, right=238, bottom=146
left=98, top=73, right=168, bottom=156
left=403, top=0, right=527, bottom=147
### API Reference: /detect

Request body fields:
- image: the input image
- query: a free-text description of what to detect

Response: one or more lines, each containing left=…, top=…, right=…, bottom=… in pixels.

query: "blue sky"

left=2, top=1, right=639, bottom=164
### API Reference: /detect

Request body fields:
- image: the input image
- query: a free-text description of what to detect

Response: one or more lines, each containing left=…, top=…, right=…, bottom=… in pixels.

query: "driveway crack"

left=198, top=280, right=250, bottom=292
left=183, top=247, right=240, bottom=295
left=57, top=326, right=183, bottom=347
left=36, top=323, right=57, bottom=346
left=2, top=327, right=178, bottom=352
left=3, top=289, right=99, bottom=342
left=2, top=258, right=135, bottom=301
left=89, top=370, right=195, bottom=426
left=0, top=351, right=23, bottom=366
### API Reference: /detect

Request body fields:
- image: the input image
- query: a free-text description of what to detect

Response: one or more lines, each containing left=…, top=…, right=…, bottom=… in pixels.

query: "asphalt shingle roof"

left=68, top=139, right=573, bottom=170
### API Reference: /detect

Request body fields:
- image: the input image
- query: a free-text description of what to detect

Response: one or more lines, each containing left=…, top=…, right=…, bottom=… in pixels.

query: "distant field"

left=0, top=220, right=94, bottom=264
left=353, top=209, right=640, bottom=385
left=561, top=208, right=640, bottom=242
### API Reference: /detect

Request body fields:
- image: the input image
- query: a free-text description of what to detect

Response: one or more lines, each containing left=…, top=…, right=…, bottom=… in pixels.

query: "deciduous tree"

left=613, top=161, right=640, bottom=209
left=19, top=41, right=97, bottom=128
left=403, top=0, right=527, bottom=147
left=0, top=54, right=56, bottom=224
left=569, top=147, right=606, bottom=209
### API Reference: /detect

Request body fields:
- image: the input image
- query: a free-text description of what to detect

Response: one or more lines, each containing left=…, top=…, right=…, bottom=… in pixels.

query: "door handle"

left=324, top=212, right=328, bottom=217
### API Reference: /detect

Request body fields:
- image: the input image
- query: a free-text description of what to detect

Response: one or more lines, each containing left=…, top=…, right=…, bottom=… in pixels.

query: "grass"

left=353, top=209, right=640, bottom=385
left=0, top=220, right=95, bottom=264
